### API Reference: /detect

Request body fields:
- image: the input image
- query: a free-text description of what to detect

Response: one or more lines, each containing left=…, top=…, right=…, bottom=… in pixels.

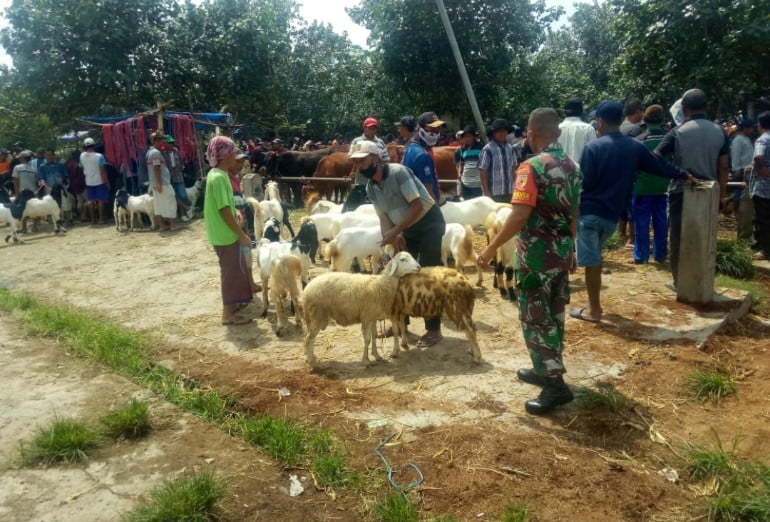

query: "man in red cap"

left=345, top=117, right=390, bottom=211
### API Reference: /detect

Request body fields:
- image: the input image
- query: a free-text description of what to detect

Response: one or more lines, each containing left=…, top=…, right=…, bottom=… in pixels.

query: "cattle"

left=433, top=146, right=460, bottom=184
left=386, top=143, right=404, bottom=163
left=311, top=152, right=353, bottom=203
left=264, top=149, right=334, bottom=206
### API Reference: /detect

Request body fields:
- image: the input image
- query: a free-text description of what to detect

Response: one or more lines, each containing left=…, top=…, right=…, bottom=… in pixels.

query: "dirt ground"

left=1, top=216, right=769, bottom=521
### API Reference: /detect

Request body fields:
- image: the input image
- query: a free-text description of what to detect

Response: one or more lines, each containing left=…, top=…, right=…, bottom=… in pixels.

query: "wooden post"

left=156, top=101, right=165, bottom=134
left=677, top=181, right=720, bottom=304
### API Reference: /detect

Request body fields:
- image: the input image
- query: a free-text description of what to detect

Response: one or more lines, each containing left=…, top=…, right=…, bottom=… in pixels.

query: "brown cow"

left=386, top=143, right=404, bottom=163
left=311, top=152, right=353, bottom=203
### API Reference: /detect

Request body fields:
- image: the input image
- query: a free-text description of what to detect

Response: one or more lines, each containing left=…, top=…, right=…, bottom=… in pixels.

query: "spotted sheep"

left=390, top=266, right=482, bottom=363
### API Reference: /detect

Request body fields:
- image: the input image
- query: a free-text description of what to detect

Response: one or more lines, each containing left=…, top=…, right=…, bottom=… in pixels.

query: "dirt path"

left=0, top=316, right=355, bottom=521
left=2, top=219, right=768, bottom=520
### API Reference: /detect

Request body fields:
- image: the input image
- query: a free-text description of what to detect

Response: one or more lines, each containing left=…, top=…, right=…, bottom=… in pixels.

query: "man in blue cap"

left=571, top=100, right=697, bottom=323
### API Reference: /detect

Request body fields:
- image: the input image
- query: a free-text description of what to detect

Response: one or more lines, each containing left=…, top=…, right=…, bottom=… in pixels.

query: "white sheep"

left=484, top=207, right=516, bottom=300
left=21, top=195, right=66, bottom=234
left=326, top=225, right=392, bottom=274
left=269, top=253, right=305, bottom=336
left=127, top=194, right=156, bottom=231
left=390, top=266, right=482, bottom=363
left=302, top=251, right=421, bottom=367
left=440, top=196, right=511, bottom=229
left=442, top=223, right=482, bottom=286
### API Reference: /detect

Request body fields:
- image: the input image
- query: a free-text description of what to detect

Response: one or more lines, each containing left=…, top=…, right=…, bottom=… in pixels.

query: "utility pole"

left=434, top=0, right=487, bottom=142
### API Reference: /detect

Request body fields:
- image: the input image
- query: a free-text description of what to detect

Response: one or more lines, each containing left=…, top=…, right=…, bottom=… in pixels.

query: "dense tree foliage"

left=0, top=0, right=767, bottom=146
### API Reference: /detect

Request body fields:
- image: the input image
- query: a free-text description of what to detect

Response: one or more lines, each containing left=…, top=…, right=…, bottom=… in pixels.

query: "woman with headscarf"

left=204, top=136, right=258, bottom=325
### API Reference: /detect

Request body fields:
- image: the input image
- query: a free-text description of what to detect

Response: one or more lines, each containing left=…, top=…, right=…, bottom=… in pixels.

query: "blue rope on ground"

left=375, top=432, right=424, bottom=491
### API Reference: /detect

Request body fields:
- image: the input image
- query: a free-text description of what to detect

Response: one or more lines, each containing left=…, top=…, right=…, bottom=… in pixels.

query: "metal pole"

left=434, top=0, right=487, bottom=142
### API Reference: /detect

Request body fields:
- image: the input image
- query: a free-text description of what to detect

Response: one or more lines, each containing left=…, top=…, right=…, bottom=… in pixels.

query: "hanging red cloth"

left=102, top=124, right=117, bottom=165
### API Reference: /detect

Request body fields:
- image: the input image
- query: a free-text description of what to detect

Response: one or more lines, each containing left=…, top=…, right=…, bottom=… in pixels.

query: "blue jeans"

left=576, top=214, right=617, bottom=267
left=632, top=195, right=668, bottom=263
left=172, top=180, right=190, bottom=205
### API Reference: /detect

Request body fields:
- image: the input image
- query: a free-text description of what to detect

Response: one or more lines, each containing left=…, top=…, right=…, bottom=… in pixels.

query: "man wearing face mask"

left=402, top=112, right=443, bottom=202
left=352, top=141, right=447, bottom=348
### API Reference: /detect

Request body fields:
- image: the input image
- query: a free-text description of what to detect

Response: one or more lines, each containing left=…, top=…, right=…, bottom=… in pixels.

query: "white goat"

left=310, top=200, right=342, bottom=215
left=302, top=251, right=421, bottom=367
left=269, top=253, right=305, bottom=336
left=259, top=199, right=283, bottom=233
left=485, top=207, right=516, bottom=300
left=128, top=194, right=156, bottom=231
left=114, top=200, right=129, bottom=231
left=304, top=212, right=338, bottom=242
left=332, top=211, right=379, bottom=236
left=441, top=196, right=511, bottom=228
left=353, top=204, right=377, bottom=215
left=245, top=196, right=265, bottom=240
left=21, top=195, right=66, bottom=234
left=264, top=180, right=281, bottom=201
left=185, top=178, right=204, bottom=219
left=255, top=237, right=311, bottom=319
left=442, top=223, right=482, bottom=286
left=59, top=185, right=76, bottom=225
left=326, top=225, right=391, bottom=274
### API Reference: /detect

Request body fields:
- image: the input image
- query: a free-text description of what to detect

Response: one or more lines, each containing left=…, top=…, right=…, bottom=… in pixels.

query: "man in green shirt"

left=204, top=136, right=256, bottom=325
left=632, top=105, right=669, bottom=264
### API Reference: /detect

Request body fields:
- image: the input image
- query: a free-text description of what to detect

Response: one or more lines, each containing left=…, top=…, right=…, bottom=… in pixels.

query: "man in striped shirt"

left=479, top=118, right=517, bottom=202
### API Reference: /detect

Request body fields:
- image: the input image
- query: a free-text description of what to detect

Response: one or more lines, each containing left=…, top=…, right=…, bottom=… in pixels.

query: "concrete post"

left=241, top=173, right=257, bottom=199
left=677, top=181, right=720, bottom=304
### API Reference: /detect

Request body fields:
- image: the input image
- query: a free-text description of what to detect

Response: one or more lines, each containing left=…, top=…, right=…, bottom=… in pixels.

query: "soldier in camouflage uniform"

left=478, top=108, right=582, bottom=415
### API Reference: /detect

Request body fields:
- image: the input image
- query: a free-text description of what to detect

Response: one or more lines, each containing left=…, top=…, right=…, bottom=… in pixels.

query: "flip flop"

left=417, top=332, right=443, bottom=347
left=222, top=315, right=252, bottom=325
left=569, top=307, right=600, bottom=323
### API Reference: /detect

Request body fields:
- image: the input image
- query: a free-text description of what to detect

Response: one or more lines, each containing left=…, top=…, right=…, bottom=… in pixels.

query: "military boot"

left=516, top=368, right=546, bottom=387
left=525, top=375, right=573, bottom=415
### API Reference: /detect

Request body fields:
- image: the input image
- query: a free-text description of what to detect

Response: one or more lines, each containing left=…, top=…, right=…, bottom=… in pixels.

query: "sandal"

left=417, top=332, right=443, bottom=347
left=569, top=307, right=600, bottom=323
left=222, top=315, right=252, bottom=325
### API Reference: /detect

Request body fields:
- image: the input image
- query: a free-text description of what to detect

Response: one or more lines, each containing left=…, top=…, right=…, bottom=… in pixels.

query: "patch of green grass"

left=715, top=274, right=770, bottom=316
left=312, top=453, right=351, bottom=487
left=0, top=290, right=355, bottom=490
left=688, top=369, right=737, bottom=402
left=176, top=388, right=236, bottom=423
left=372, top=492, right=419, bottom=522
left=685, top=434, right=770, bottom=520
left=239, top=416, right=307, bottom=467
left=20, top=417, right=101, bottom=465
left=715, top=239, right=754, bottom=279
left=428, top=516, right=460, bottom=522
left=686, top=434, right=738, bottom=480
left=100, top=399, right=151, bottom=439
left=501, top=500, right=530, bottom=522
left=575, top=382, right=630, bottom=412
left=123, top=470, right=227, bottom=522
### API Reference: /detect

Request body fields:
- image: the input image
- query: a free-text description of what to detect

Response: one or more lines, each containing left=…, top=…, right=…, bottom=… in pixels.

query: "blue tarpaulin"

left=80, top=111, right=231, bottom=130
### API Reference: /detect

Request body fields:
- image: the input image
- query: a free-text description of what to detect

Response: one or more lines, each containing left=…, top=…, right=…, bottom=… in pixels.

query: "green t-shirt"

left=204, top=168, right=239, bottom=246
left=633, top=126, right=670, bottom=196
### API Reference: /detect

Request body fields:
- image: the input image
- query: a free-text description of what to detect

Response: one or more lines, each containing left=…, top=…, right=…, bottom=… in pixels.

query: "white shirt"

left=79, top=151, right=106, bottom=187
left=558, top=117, right=597, bottom=163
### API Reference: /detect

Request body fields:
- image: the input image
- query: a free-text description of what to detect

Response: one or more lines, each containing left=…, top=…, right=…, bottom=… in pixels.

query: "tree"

left=610, top=0, right=770, bottom=114
left=348, top=0, right=561, bottom=122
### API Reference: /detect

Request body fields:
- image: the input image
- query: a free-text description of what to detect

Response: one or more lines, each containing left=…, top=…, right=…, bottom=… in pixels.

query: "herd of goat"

left=1, top=178, right=516, bottom=369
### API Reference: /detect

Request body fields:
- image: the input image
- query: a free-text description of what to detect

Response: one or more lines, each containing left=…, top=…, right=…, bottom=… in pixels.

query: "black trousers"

left=668, top=192, right=683, bottom=285
left=754, top=196, right=770, bottom=257
left=403, top=205, right=446, bottom=331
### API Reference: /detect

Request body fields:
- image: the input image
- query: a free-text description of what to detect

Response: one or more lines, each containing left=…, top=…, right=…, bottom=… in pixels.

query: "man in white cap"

left=11, top=150, right=39, bottom=195
left=79, top=137, right=109, bottom=224
left=351, top=140, right=446, bottom=348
